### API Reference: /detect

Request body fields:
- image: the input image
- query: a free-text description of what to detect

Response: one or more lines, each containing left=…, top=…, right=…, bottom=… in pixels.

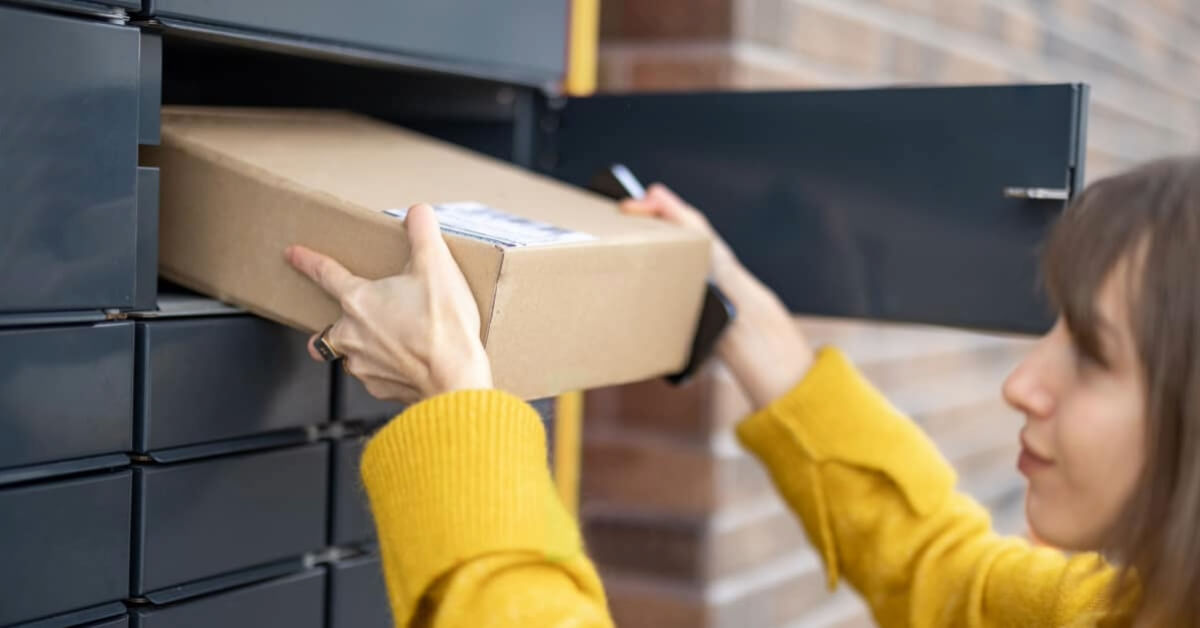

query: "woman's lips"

left=1018, top=433, right=1054, bottom=476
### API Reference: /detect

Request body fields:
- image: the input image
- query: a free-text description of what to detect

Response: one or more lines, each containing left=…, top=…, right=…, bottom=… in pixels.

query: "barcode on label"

left=384, top=202, right=595, bottom=248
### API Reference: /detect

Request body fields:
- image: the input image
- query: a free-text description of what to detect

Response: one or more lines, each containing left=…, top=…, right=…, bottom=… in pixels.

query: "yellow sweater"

left=361, top=348, right=1135, bottom=627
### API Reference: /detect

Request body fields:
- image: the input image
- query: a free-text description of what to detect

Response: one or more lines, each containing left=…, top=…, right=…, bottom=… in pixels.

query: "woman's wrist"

left=714, top=263, right=814, bottom=409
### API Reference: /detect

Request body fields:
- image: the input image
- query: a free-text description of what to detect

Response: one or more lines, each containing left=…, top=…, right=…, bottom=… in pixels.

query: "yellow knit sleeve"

left=360, top=389, right=613, bottom=628
left=736, top=348, right=1135, bottom=627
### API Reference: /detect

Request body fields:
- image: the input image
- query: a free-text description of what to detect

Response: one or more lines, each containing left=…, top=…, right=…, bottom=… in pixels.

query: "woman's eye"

left=1072, top=344, right=1106, bottom=373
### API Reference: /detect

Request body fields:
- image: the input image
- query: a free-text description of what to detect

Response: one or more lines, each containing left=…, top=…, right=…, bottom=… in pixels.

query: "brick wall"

left=598, top=0, right=1200, bottom=181
left=578, top=2, right=1192, bottom=626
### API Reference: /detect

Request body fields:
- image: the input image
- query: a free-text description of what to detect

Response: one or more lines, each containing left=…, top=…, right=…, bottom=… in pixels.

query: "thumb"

left=404, top=203, right=449, bottom=266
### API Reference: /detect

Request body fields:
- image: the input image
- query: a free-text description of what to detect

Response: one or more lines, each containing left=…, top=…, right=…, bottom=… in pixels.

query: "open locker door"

left=541, top=84, right=1088, bottom=334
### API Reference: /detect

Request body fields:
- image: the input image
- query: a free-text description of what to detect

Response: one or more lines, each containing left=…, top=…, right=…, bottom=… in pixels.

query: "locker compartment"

left=130, top=568, right=325, bottom=628
left=0, top=323, right=133, bottom=474
left=81, top=615, right=130, bottom=628
left=135, top=315, right=329, bottom=452
left=0, top=4, right=155, bottom=312
left=333, top=370, right=404, bottom=425
left=330, top=437, right=373, bottom=546
left=132, top=443, right=329, bottom=594
left=145, top=0, right=567, bottom=85
left=328, top=554, right=391, bottom=628
left=0, top=471, right=132, bottom=626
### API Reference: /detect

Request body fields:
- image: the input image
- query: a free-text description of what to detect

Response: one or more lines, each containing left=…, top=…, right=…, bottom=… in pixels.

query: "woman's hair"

left=1042, top=155, right=1200, bottom=622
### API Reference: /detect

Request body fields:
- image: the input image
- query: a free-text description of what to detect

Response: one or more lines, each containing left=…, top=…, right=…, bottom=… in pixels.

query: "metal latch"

left=1003, top=187, right=1069, bottom=201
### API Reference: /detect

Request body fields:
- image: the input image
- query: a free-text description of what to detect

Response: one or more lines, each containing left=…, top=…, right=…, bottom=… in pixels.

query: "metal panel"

left=133, top=167, right=160, bottom=312
left=328, top=555, right=391, bottom=628
left=547, top=85, right=1089, bottom=333
left=138, top=33, right=162, bottom=145
left=333, top=370, right=404, bottom=424
left=4, top=0, right=135, bottom=19
left=0, top=471, right=132, bottom=626
left=135, top=316, right=330, bottom=452
left=130, top=568, right=325, bottom=628
left=0, top=323, right=134, bottom=473
left=133, top=443, right=329, bottom=594
left=330, top=437, right=373, bottom=546
left=0, top=5, right=142, bottom=312
left=82, top=615, right=130, bottom=628
left=147, top=0, right=567, bottom=86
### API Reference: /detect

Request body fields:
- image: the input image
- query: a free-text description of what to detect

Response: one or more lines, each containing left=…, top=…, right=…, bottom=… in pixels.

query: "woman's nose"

left=1003, top=348, right=1056, bottom=419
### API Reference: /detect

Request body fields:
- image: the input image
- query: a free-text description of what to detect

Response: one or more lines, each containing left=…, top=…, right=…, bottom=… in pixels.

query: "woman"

left=285, top=155, right=1200, bottom=627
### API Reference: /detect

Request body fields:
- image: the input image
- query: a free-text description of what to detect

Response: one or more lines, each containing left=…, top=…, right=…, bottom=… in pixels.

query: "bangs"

left=1041, top=166, right=1160, bottom=361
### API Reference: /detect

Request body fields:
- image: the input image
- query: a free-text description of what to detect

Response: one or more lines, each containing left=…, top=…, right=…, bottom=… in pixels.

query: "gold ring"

left=314, top=325, right=341, bottom=362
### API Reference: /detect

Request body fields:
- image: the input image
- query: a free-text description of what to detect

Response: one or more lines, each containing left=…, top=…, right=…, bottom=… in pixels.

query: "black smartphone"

left=587, top=164, right=735, bottom=385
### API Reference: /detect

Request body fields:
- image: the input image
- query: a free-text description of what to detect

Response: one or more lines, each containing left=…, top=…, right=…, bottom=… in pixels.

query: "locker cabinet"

left=142, top=0, right=567, bottom=86
left=330, top=437, right=374, bottom=547
left=333, top=370, right=405, bottom=425
left=328, top=554, right=391, bottom=628
left=0, top=322, right=134, bottom=476
left=134, top=306, right=330, bottom=453
left=0, top=471, right=132, bottom=626
left=0, top=5, right=158, bottom=313
left=132, top=443, right=328, bottom=595
left=130, top=568, right=325, bottom=628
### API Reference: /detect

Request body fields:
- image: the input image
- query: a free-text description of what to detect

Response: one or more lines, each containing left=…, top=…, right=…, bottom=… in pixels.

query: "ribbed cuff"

left=361, top=389, right=582, bottom=626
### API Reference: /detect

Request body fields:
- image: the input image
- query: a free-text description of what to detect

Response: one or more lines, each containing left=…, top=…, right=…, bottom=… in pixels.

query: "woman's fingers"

left=403, top=204, right=450, bottom=269
left=286, top=245, right=365, bottom=300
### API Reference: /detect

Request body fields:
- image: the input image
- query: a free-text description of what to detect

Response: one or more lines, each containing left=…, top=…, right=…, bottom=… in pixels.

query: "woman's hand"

left=286, top=203, right=493, bottom=404
left=621, top=185, right=814, bottom=409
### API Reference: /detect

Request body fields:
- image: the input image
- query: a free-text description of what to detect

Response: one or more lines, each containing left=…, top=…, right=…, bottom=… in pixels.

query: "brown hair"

left=1042, top=155, right=1200, bottom=623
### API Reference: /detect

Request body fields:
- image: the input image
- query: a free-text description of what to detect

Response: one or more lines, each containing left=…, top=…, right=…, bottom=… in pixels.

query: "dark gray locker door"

left=0, top=471, right=132, bottom=626
left=83, top=615, right=130, bottom=628
left=135, top=317, right=330, bottom=451
left=130, top=568, right=325, bottom=628
left=330, top=437, right=374, bottom=546
left=0, top=323, right=134, bottom=472
left=328, top=555, right=391, bottom=628
left=333, top=370, right=405, bottom=424
left=146, top=0, right=567, bottom=85
left=547, top=84, right=1089, bottom=334
left=133, top=443, right=329, bottom=593
left=0, top=5, right=144, bottom=312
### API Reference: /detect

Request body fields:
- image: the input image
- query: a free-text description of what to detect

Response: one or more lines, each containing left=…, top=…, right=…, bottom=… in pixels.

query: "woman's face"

left=1002, top=267, right=1146, bottom=551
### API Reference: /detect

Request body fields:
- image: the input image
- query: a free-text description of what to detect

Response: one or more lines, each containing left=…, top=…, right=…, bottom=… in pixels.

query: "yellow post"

left=552, top=0, right=599, bottom=516
left=565, top=0, right=600, bottom=96
left=554, top=391, right=584, bottom=516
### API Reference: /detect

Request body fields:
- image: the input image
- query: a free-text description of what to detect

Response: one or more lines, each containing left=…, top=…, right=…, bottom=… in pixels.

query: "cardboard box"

left=146, top=107, right=710, bottom=399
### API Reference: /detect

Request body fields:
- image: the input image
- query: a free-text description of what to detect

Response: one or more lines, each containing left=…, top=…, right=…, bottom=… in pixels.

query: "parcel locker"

left=0, top=471, right=132, bottom=626
left=0, top=322, right=133, bottom=477
left=0, top=4, right=158, bottom=313
left=333, top=370, right=405, bottom=425
left=129, top=568, right=325, bottom=628
left=134, top=307, right=330, bottom=453
left=328, top=554, right=391, bottom=628
left=132, top=443, right=329, bottom=596
left=79, top=616, right=130, bottom=628
left=330, top=437, right=374, bottom=547
left=141, top=0, right=567, bottom=86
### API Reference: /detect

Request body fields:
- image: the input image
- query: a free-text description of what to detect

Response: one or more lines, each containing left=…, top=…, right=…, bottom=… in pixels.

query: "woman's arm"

left=361, top=389, right=612, bottom=628
left=622, top=187, right=1132, bottom=627
left=288, top=205, right=613, bottom=627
